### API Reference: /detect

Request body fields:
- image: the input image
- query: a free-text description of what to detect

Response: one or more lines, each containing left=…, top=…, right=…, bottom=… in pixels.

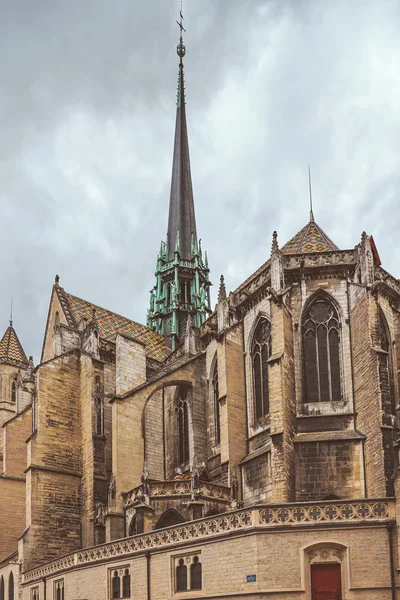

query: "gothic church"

left=1, top=17, right=400, bottom=600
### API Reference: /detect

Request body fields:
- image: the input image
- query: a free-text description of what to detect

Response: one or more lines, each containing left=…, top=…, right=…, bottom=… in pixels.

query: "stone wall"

left=22, top=351, right=81, bottom=570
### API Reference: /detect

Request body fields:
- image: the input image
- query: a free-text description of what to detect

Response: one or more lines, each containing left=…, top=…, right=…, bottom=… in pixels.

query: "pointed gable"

left=57, top=286, right=168, bottom=362
left=281, top=220, right=339, bottom=254
left=0, top=323, right=28, bottom=368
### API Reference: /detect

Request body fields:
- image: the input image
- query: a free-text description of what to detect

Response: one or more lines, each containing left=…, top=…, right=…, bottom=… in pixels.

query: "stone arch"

left=155, top=508, right=185, bottom=530
left=142, top=380, right=193, bottom=479
left=303, top=542, right=347, bottom=600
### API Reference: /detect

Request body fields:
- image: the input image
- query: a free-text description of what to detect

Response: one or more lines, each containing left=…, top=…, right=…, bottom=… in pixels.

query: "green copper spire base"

left=147, top=234, right=211, bottom=351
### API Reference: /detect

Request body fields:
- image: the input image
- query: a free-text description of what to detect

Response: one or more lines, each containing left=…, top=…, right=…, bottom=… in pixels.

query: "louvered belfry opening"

left=303, top=296, right=341, bottom=403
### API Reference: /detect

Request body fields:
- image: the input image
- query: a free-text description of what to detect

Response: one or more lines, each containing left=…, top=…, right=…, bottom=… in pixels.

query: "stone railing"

left=23, top=498, right=394, bottom=584
left=123, top=479, right=232, bottom=507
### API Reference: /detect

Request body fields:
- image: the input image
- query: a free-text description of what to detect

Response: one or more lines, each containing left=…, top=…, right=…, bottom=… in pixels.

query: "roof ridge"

left=55, top=286, right=76, bottom=328
left=295, top=222, right=310, bottom=253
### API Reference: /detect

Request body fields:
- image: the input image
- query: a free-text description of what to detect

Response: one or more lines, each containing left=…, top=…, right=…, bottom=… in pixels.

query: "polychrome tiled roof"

left=282, top=219, right=339, bottom=254
left=233, top=218, right=339, bottom=296
left=0, top=323, right=28, bottom=367
left=57, top=287, right=168, bottom=362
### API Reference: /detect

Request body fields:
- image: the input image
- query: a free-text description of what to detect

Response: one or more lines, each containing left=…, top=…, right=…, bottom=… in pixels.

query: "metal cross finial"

left=176, top=1, right=186, bottom=60
left=308, top=165, right=314, bottom=223
left=9, top=298, right=13, bottom=327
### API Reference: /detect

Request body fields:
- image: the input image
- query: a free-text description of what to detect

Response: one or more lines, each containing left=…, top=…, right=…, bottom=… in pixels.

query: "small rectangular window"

left=174, top=553, right=202, bottom=593
left=108, top=567, right=131, bottom=599
left=53, top=579, right=64, bottom=600
left=30, top=588, right=39, bottom=600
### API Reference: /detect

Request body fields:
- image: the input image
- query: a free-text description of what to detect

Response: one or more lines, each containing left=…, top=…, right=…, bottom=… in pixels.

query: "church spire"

left=166, top=6, right=197, bottom=261
left=147, top=7, right=211, bottom=350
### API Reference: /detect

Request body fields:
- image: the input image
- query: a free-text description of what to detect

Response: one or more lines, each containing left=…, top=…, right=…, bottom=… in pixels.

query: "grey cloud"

left=1, top=0, right=400, bottom=360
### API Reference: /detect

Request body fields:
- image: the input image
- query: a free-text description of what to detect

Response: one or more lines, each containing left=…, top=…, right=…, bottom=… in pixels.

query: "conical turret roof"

left=281, top=218, right=338, bottom=254
left=0, top=321, right=28, bottom=367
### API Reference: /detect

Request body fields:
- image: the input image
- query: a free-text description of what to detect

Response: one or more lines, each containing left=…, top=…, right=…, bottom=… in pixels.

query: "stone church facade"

left=1, top=20, right=400, bottom=600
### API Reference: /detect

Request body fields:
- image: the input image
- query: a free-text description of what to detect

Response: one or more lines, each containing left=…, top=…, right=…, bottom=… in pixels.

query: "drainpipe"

left=386, top=522, right=396, bottom=600
left=146, top=551, right=151, bottom=600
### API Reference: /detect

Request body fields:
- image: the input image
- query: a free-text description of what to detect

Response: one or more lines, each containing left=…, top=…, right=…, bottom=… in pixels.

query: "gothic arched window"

left=8, top=572, right=14, bottom=600
left=378, top=311, right=395, bottom=415
left=212, top=361, right=220, bottom=444
left=128, top=514, right=144, bottom=536
left=0, top=576, right=4, bottom=600
left=11, top=378, right=16, bottom=403
left=303, top=296, right=341, bottom=403
left=177, top=386, right=190, bottom=466
left=252, top=318, right=272, bottom=420
left=94, top=375, right=104, bottom=436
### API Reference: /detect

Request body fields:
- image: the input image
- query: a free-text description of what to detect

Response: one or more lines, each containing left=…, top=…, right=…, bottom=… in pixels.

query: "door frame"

left=303, top=543, right=347, bottom=600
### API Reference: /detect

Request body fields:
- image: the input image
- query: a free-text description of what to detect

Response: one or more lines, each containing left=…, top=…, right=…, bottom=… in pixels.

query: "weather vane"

left=176, top=1, right=186, bottom=60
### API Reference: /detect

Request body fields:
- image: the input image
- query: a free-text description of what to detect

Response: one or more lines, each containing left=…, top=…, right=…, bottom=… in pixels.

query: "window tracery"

left=177, top=386, right=190, bottom=466
left=302, top=296, right=341, bottom=403
left=378, top=311, right=395, bottom=415
left=11, top=377, right=16, bottom=403
left=251, top=318, right=271, bottom=420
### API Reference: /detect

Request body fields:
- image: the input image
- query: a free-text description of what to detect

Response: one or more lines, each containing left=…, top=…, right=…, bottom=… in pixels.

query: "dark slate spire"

left=166, top=10, right=197, bottom=261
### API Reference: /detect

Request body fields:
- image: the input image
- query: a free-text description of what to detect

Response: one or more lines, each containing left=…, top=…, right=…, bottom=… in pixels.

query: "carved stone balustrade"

left=23, top=498, right=394, bottom=584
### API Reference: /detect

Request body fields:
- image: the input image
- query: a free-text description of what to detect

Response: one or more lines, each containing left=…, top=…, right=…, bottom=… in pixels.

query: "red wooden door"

left=311, top=564, right=342, bottom=600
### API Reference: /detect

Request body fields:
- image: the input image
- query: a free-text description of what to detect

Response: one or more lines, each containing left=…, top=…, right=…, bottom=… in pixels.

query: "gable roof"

left=55, top=286, right=168, bottom=362
left=0, top=323, right=28, bottom=368
left=281, top=219, right=339, bottom=254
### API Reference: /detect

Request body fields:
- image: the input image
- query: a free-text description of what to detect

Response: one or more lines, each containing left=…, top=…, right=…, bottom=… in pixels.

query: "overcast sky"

left=1, top=0, right=399, bottom=362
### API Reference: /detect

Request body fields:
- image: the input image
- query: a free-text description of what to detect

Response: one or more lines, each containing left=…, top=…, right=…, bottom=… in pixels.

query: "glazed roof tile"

left=281, top=220, right=339, bottom=254
left=57, top=287, right=168, bottom=362
left=0, top=323, right=28, bottom=367
left=234, top=218, right=339, bottom=295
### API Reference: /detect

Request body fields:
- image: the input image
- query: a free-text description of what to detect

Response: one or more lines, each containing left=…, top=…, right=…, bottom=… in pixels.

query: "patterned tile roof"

left=0, top=323, right=28, bottom=367
left=281, top=219, right=339, bottom=254
left=57, top=287, right=168, bottom=362
left=233, top=219, right=339, bottom=296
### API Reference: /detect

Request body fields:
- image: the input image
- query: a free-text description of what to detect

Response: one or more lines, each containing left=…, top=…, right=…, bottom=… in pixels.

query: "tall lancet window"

left=94, top=375, right=104, bottom=436
left=11, top=377, right=17, bottom=403
left=252, top=318, right=272, bottom=420
left=212, top=361, right=220, bottom=444
left=177, top=386, right=190, bottom=466
left=378, top=311, right=395, bottom=415
left=303, top=296, right=341, bottom=403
